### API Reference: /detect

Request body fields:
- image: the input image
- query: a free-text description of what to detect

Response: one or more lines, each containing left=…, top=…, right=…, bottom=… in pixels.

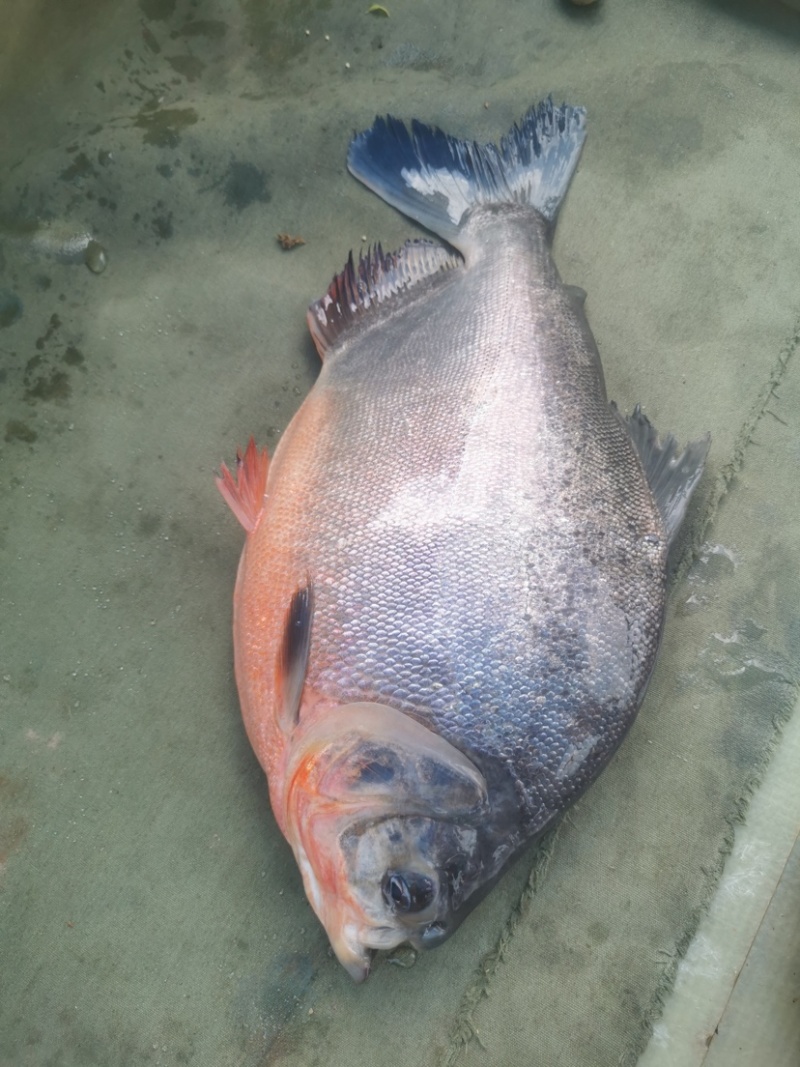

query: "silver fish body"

left=310, top=206, right=666, bottom=846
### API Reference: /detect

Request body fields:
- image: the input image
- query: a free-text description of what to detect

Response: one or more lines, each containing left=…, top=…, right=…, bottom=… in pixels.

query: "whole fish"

left=217, top=99, right=709, bottom=981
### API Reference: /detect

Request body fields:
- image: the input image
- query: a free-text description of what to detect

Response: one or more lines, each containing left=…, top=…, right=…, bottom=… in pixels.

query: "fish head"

left=282, top=701, right=495, bottom=980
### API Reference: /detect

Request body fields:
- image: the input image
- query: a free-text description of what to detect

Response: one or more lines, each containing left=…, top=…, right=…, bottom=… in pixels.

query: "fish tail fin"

left=347, top=97, right=587, bottom=243
left=216, top=436, right=270, bottom=533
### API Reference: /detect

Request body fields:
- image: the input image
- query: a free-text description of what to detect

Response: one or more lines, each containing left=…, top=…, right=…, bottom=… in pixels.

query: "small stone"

left=85, top=240, right=108, bottom=274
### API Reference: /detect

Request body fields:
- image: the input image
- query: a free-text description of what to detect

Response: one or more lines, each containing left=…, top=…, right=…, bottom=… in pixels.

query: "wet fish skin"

left=307, top=201, right=665, bottom=829
left=218, top=100, right=709, bottom=980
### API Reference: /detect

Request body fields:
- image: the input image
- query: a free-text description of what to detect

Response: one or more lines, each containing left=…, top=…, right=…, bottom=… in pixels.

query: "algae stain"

left=0, top=290, right=23, bottom=328
left=242, top=0, right=327, bottom=73
left=224, top=162, right=270, bottom=211
left=35, top=313, right=61, bottom=351
left=180, top=19, right=227, bottom=40
left=166, top=54, right=206, bottom=81
left=24, top=367, right=71, bottom=403
left=134, top=105, right=199, bottom=148
left=139, top=0, right=176, bottom=19
left=4, top=420, right=37, bottom=443
left=59, top=151, right=96, bottom=182
left=63, top=345, right=85, bottom=367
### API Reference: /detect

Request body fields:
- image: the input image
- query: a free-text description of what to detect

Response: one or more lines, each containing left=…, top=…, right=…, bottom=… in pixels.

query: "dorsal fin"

left=277, top=582, right=314, bottom=734
left=306, top=239, right=460, bottom=359
left=619, top=404, right=711, bottom=544
left=215, top=437, right=269, bottom=533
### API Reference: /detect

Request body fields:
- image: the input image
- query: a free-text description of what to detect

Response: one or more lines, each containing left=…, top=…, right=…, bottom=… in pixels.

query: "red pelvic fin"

left=215, top=437, right=270, bottom=533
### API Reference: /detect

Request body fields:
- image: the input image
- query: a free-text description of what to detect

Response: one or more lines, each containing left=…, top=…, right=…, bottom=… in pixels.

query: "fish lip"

left=340, top=951, right=372, bottom=983
left=330, top=925, right=373, bottom=983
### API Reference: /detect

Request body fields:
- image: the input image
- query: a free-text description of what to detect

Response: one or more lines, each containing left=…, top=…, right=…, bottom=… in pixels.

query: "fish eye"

left=381, top=870, right=435, bottom=914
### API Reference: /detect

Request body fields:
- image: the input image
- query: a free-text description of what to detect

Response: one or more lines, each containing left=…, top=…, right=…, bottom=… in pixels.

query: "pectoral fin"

left=276, top=582, right=314, bottom=734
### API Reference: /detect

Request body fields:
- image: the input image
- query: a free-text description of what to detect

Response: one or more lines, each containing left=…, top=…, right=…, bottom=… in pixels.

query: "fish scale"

left=298, top=207, right=664, bottom=812
left=218, top=99, right=709, bottom=980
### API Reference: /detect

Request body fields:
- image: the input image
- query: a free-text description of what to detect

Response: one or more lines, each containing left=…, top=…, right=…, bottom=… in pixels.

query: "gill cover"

left=283, top=701, right=488, bottom=980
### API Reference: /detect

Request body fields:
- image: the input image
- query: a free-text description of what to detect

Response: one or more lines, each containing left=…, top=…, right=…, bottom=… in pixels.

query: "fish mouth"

left=329, top=922, right=373, bottom=983
left=331, top=914, right=454, bottom=980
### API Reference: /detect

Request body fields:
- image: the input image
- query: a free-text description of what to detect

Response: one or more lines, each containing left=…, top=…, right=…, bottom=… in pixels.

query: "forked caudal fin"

left=346, top=97, right=587, bottom=243
left=215, top=437, right=269, bottom=533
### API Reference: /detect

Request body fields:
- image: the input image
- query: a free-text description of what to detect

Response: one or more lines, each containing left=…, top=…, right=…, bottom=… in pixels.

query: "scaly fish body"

left=218, top=100, right=709, bottom=980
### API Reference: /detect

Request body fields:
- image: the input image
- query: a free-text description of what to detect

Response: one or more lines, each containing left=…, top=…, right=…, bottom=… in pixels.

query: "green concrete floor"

left=641, top=695, right=800, bottom=1067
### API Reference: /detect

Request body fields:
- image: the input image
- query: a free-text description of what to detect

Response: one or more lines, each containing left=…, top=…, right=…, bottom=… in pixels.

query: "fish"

left=217, top=98, right=710, bottom=982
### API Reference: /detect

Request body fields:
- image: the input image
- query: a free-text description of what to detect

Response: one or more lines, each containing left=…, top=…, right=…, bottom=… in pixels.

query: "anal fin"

left=618, top=404, right=711, bottom=544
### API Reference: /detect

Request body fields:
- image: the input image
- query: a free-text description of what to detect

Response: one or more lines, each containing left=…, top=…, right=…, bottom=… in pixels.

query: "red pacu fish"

left=217, top=99, right=709, bottom=981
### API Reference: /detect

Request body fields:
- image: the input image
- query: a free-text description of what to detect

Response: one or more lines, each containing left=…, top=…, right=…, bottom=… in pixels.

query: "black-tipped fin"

left=620, top=404, right=711, bottom=544
left=307, top=239, right=460, bottom=359
left=278, top=582, right=314, bottom=734
left=346, top=98, right=587, bottom=242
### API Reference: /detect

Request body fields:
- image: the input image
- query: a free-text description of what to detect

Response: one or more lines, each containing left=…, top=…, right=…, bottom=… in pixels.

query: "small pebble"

left=85, top=240, right=108, bottom=274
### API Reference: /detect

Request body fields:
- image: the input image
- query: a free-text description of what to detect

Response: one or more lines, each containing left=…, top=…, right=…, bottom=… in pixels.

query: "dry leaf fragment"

left=277, top=233, right=305, bottom=250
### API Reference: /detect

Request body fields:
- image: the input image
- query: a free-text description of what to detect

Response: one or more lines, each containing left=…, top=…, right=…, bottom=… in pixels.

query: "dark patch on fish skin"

left=223, top=161, right=271, bottom=211
left=5, top=419, right=37, bottom=443
left=156, top=163, right=173, bottom=179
